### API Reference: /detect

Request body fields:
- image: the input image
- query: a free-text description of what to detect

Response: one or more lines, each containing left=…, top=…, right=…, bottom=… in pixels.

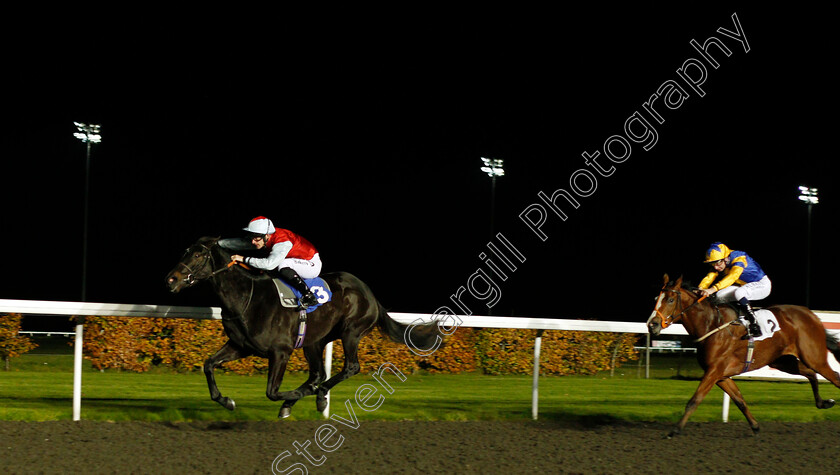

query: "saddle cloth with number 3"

left=272, top=277, right=332, bottom=313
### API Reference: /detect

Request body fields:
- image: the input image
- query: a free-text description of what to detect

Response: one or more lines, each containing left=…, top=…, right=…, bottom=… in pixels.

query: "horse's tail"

left=826, top=331, right=840, bottom=362
left=376, top=303, right=443, bottom=355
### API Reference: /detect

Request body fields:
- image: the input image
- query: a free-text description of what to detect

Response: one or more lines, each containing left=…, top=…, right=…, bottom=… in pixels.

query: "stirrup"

left=299, top=293, right=318, bottom=308
left=741, top=323, right=760, bottom=339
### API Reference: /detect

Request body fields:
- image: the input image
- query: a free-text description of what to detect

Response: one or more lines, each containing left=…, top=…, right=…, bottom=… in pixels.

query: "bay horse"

left=164, top=236, right=439, bottom=418
left=647, top=274, right=840, bottom=437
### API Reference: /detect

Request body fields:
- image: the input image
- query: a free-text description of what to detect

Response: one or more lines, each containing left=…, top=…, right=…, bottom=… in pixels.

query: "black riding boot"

left=278, top=268, right=319, bottom=308
left=739, top=298, right=761, bottom=339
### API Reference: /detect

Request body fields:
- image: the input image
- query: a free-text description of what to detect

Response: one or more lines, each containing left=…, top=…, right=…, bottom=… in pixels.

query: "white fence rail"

left=2, top=299, right=838, bottom=422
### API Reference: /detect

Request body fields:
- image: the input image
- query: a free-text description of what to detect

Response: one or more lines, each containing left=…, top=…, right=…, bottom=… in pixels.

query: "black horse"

left=165, top=236, right=439, bottom=418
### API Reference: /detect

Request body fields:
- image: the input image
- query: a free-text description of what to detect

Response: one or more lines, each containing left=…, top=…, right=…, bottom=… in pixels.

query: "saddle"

left=709, top=299, right=780, bottom=341
left=272, top=277, right=332, bottom=312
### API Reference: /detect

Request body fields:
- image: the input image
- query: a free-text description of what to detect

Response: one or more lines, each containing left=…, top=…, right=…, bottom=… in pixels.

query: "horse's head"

left=647, top=274, right=686, bottom=336
left=165, top=237, right=221, bottom=293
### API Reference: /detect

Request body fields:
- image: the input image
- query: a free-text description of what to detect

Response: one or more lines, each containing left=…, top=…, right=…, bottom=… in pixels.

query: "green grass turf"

left=2, top=352, right=839, bottom=423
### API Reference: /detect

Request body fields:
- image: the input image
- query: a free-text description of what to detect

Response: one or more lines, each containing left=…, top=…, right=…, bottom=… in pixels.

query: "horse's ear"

left=675, top=275, right=684, bottom=288
left=663, top=274, right=670, bottom=286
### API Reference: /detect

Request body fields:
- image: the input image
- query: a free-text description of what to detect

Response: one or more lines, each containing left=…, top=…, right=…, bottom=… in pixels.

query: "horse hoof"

left=316, top=397, right=328, bottom=412
left=821, top=399, right=835, bottom=409
left=216, top=397, right=236, bottom=411
left=751, top=426, right=760, bottom=436
left=279, top=407, right=291, bottom=419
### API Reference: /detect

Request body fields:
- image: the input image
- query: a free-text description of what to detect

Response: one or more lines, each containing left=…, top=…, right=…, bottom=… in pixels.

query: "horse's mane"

left=664, top=278, right=699, bottom=292
left=665, top=278, right=739, bottom=313
left=682, top=282, right=700, bottom=292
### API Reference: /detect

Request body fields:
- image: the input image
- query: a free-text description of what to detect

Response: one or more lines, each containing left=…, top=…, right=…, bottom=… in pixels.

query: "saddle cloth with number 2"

left=741, top=309, right=780, bottom=341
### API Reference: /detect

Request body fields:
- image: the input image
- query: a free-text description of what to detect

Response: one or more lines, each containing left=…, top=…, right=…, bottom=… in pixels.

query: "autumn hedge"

left=75, top=316, right=639, bottom=375
left=0, top=313, right=38, bottom=370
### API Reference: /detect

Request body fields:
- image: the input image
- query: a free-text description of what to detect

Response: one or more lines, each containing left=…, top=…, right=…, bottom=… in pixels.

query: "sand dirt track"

left=1, top=420, right=838, bottom=474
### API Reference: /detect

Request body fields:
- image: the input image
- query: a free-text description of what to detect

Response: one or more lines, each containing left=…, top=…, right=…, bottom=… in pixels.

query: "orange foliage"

left=476, top=328, right=639, bottom=375
left=0, top=313, right=38, bottom=369
left=80, top=317, right=639, bottom=376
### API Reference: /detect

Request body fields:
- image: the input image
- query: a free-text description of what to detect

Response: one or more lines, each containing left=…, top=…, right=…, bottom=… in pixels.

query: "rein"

left=695, top=319, right=738, bottom=342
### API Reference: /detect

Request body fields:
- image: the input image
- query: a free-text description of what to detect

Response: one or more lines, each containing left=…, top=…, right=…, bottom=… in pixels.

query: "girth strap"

left=294, top=310, right=307, bottom=349
left=742, top=339, right=756, bottom=373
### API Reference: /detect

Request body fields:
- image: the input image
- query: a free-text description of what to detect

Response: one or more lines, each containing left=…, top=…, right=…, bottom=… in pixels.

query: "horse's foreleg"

left=669, top=373, right=720, bottom=438
left=717, top=378, right=760, bottom=434
left=204, top=341, right=247, bottom=411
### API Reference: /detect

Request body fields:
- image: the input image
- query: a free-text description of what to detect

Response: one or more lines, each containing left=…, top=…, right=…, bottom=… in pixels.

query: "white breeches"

left=278, top=253, right=322, bottom=279
left=716, top=275, right=772, bottom=303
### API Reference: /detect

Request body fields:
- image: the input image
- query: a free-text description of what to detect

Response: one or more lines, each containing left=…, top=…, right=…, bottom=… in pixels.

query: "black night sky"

left=3, top=6, right=837, bottom=331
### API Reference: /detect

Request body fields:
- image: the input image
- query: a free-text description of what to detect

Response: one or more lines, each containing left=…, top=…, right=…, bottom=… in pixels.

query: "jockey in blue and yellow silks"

left=697, top=242, right=772, bottom=338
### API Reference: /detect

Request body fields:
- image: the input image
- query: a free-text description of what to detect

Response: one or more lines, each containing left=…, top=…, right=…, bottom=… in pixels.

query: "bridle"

left=652, top=286, right=707, bottom=329
left=173, top=241, right=258, bottom=339
left=176, top=243, right=247, bottom=287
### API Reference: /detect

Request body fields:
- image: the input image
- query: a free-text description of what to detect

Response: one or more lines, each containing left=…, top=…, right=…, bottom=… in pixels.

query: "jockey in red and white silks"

left=221, top=216, right=322, bottom=278
left=219, top=216, right=321, bottom=307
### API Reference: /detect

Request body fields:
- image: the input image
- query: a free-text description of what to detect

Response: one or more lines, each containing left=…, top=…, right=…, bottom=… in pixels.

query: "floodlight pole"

left=480, top=157, right=504, bottom=237
left=490, top=173, right=497, bottom=237
left=73, top=123, right=101, bottom=303
left=72, top=122, right=101, bottom=422
left=82, top=138, right=92, bottom=302
left=798, top=186, right=819, bottom=307
left=805, top=201, right=813, bottom=307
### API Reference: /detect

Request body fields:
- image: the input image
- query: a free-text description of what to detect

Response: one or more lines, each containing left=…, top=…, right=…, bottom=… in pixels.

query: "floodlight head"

left=480, top=157, right=505, bottom=177
left=798, top=185, right=819, bottom=204
left=73, top=122, right=102, bottom=143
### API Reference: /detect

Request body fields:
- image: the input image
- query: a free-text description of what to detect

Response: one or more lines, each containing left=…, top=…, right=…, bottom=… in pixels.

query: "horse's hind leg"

left=307, top=342, right=331, bottom=412
left=810, top=360, right=840, bottom=391
left=717, top=378, right=760, bottom=434
left=204, top=341, right=248, bottom=411
left=316, top=335, right=362, bottom=404
left=797, top=330, right=840, bottom=388
left=794, top=337, right=840, bottom=392
left=278, top=343, right=329, bottom=418
left=771, top=356, right=835, bottom=409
